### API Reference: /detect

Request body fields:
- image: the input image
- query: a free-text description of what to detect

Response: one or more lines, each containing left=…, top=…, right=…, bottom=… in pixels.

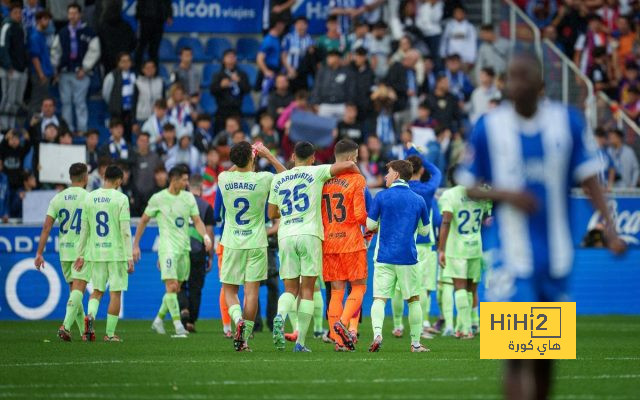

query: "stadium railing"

left=489, top=0, right=598, bottom=127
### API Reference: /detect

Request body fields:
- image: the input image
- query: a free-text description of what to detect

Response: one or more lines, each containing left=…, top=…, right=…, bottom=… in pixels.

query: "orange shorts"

left=322, top=250, right=368, bottom=282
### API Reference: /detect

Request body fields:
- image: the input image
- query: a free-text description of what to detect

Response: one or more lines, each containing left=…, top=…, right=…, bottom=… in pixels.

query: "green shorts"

left=417, top=245, right=438, bottom=291
left=220, top=247, right=268, bottom=285
left=159, top=251, right=190, bottom=282
left=60, top=261, right=73, bottom=283
left=374, top=263, right=421, bottom=300
left=68, top=260, right=93, bottom=283
left=278, top=235, right=322, bottom=280
left=443, top=257, right=482, bottom=281
left=89, top=261, right=128, bottom=292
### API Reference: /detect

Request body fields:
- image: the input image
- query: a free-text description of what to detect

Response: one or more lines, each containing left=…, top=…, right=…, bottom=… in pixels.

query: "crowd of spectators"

left=0, top=0, right=639, bottom=222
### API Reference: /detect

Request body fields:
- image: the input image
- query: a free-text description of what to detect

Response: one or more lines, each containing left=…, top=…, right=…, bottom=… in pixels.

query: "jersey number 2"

left=234, top=197, right=250, bottom=225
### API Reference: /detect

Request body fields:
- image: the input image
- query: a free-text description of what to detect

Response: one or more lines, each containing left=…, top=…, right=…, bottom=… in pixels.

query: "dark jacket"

left=267, top=91, right=293, bottom=122
left=210, top=68, right=250, bottom=115
left=136, top=0, right=172, bottom=21
left=0, top=137, right=31, bottom=189
left=309, top=65, right=354, bottom=105
left=98, top=16, right=136, bottom=72
left=105, top=70, right=138, bottom=117
left=189, top=195, right=214, bottom=259
left=350, top=61, right=375, bottom=120
left=0, top=18, right=28, bottom=72
left=385, top=62, right=411, bottom=112
left=425, top=92, right=463, bottom=132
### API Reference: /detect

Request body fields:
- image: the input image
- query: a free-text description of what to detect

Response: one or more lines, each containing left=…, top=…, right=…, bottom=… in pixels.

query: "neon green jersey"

left=46, top=186, right=88, bottom=261
left=268, top=165, right=332, bottom=240
left=82, top=188, right=131, bottom=262
left=144, top=189, right=199, bottom=254
left=438, top=185, right=492, bottom=259
left=218, top=170, right=274, bottom=250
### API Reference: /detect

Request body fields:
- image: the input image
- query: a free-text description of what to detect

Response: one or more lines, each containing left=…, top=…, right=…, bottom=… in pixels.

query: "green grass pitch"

left=1, top=316, right=639, bottom=399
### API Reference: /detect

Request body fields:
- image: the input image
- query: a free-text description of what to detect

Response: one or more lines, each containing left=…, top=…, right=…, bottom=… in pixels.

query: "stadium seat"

left=238, top=63, right=258, bottom=88
left=158, top=64, right=171, bottom=86
left=158, top=38, right=177, bottom=62
left=205, top=37, right=232, bottom=62
left=175, top=37, right=208, bottom=62
left=201, top=63, right=221, bottom=88
left=241, top=94, right=255, bottom=115
left=236, top=38, right=260, bottom=62
left=200, top=91, right=218, bottom=115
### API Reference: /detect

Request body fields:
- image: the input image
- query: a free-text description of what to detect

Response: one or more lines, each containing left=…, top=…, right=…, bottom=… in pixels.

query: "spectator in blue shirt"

left=28, top=10, right=53, bottom=116
left=281, top=16, right=314, bottom=92
left=444, top=54, right=474, bottom=102
left=257, top=19, right=286, bottom=108
left=366, top=159, right=430, bottom=353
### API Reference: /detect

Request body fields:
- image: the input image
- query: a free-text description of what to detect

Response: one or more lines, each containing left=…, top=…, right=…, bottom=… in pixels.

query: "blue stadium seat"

left=175, top=37, right=208, bottom=62
left=205, top=37, right=232, bottom=62
left=200, top=91, right=218, bottom=115
left=201, top=63, right=221, bottom=88
left=241, top=94, right=255, bottom=115
left=236, top=38, right=260, bottom=62
left=158, top=38, right=177, bottom=62
left=158, top=64, right=171, bottom=86
left=238, top=63, right=258, bottom=88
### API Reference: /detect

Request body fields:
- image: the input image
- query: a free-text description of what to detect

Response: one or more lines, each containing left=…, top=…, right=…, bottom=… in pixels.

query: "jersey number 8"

left=96, top=211, right=109, bottom=237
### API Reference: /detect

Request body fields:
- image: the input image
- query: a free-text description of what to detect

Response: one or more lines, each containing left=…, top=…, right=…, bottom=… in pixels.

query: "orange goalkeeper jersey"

left=321, top=172, right=368, bottom=254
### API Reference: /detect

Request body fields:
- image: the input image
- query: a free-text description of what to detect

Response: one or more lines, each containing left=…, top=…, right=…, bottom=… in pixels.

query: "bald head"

left=403, top=49, right=420, bottom=68
left=506, top=52, right=543, bottom=117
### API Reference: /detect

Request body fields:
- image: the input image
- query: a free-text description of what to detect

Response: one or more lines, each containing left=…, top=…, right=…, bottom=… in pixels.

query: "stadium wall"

left=0, top=225, right=638, bottom=321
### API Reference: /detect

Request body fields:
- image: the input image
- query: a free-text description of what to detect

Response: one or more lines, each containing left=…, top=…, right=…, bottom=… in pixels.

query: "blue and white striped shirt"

left=282, top=31, right=314, bottom=69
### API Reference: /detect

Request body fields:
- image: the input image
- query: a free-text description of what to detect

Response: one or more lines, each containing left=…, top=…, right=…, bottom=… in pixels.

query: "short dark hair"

left=169, top=165, right=189, bottom=181
left=116, top=52, right=131, bottom=63
left=163, top=122, right=176, bottom=132
left=9, top=1, right=22, bottom=11
left=196, top=114, right=212, bottom=123
left=69, top=163, right=88, bottom=181
left=230, top=141, right=253, bottom=168
left=372, top=21, right=388, bottom=30
left=481, top=66, right=496, bottom=78
left=387, top=160, right=413, bottom=181
left=594, top=127, right=606, bottom=138
left=447, top=164, right=459, bottom=186
left=223, top=48, right=236, bottom=58
left=406, top=155, right=423, bottom=177
left=104, top=165, right=124, bottom=181
left=179, top=46, right=193, bottom=54
left=480, top=23, right=494, bottom=31
left=97, top=156, right=111, bottom=168
left=36, top=10, right=52, bottom=20
left=334, top=139, right=358, bottom=156
left=154, top=99, right=168, bottom=109
left=294, top=141, right=315, bottom=160
left=85, top=129, right=99, bottom=138
left=138, top=131, right=151, bottom=139
left=294, top=16, right=308, bottom=24
left=109, top=118, right=124, bottom=129
left=67, top=2, right=82, bottom=12
left=609, top=128, right=625, bottom=139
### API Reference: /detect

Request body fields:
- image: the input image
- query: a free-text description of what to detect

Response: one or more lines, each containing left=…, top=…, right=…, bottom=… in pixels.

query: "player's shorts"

left=67, top=260, right=93, bottom=283
left=89, top=261, right=128, bottom=292
left=373, top=263, right=421, bottom=300
left=278, top=235, right=322, bottom=279
left=60, top=261, right=74, bottom=283
left=443, top=257, right=482, bottom=281
left=417, top=245, right=437, bottom=291
left=220, top=247, right=268, bottom=285
left=323, top=250, right=368, bottom=282
left=159, top=251, right=190, bottom=282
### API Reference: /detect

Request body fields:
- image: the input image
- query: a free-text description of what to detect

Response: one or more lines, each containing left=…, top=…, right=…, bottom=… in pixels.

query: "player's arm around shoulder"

left=365, top=191, right=381, bottom=232
left=329, top=160, right=359, bottom=178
